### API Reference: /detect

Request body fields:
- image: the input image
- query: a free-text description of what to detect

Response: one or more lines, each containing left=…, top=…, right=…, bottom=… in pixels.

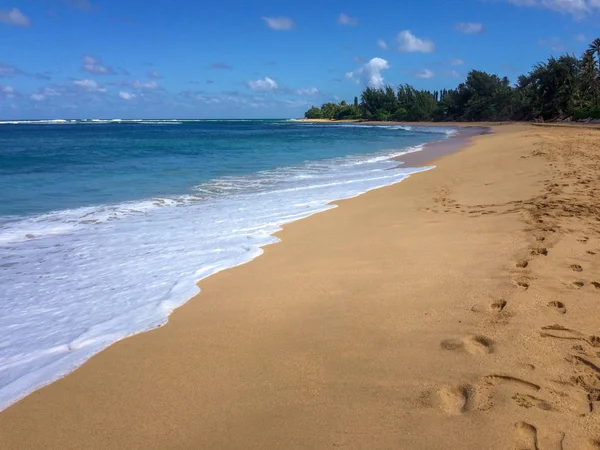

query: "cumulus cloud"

left=211, top=62, right=232, bottom=70
left=0, top=85, right=16, bottom=99
left=397, top=30, right=435, bottom=53
left=295, top=87, right=319, bottom=95
left=73, top=79, right=107, bottom=92
left=0, top=8, right=31, bottom=27
left=539, top=37, right=566, bottom=51
left=506, top=0, right=600, bottom=16
left=337, top=13, right=358, bottom=26
left=246, top=76, right=278, bottom=91
left=444, top=69, right=462, bottom=78
left=448, top=58, right=465, bottom=66
left=0, top=63, right=18, bottom=76
left=82, top=55, right=115, bottom=75
left=261, top=16, right=295, bottom=30
left=130, top=80, right=160, bottom=90
left=0, top=63, right=51, bottom=80
left=455, top=22, right=484, bottom=34
left=415, top=69, right=434, bottom=79
left=29, top=88, right=61, bottom=102
left=377, top=39, right=388, bottom=50
left=119, top=91, right=135, bottom=100
left=345, top=57, right=390, bottom=88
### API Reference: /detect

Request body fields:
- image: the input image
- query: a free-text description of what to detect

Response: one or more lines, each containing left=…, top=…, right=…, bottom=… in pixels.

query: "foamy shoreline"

left=0, top=122, right=453, bottom=411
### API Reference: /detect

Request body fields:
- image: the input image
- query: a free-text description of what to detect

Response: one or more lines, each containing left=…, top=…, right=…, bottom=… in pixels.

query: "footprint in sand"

left=547, top=301, right=566, bottom=314
left=441, top=335, right=494, bottom=355
left=540, top=324, right=600, bottom=348
left=591, top=281, right=600, bottom=289
left=570, top=264, right=584, bottom=272
left=483, top=374, right=540, bottom=391
left=514, top=422, right=539, bottom=450
left=571, top=280, right=585, bottom=289
left=531, top=247, right=549, bottom=256
left=438, top=385, right=470, bottom=414
left=512, top=393, right=553, bottom=411
left=490, top=299, right=508, bottom=312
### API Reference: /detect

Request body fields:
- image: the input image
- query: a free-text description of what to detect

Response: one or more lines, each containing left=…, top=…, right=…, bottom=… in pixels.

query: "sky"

left=0, top=0, right=599, bottom=119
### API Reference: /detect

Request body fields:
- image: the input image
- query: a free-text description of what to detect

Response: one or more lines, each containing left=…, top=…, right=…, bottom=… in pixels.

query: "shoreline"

left=2, top=123, right=600, bottom=449
left=394, top=125, right=490, bottom=167
left=0, top=123, right=460, bottom=412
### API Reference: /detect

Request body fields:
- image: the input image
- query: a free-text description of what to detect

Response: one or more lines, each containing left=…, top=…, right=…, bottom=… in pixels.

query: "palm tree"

left=580, top=51, right=599, bottom=107
left=589, top=38, right=600, bottom=71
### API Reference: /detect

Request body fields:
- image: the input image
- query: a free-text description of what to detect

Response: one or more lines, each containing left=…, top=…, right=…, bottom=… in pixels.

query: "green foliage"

left=304, top=36, right=600, bottom=122
left=304, top=106, right=323, bottom=119
left=572, top=107, right=600, bottom=120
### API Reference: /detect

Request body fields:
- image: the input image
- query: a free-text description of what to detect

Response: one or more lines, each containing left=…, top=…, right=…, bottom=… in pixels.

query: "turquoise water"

left=0, top=119, right=454, bottom=411
left=1, top=119, right=445, bottom=217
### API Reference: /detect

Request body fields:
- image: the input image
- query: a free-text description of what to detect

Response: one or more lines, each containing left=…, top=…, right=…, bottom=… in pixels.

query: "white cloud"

left=415, top=69, right=434, bottom=79
left=73, top=79, right=107, bottom=92
left=284, top=99, right=311, bottom=108
left=445, top=69, right=462, bottom=78
left=295, top=87, right=319, bottom=95
left=377, top=39, right=387, bottom=50
left=28, top=88, right=61, bottom=101
left=148, top=70, right=161, bottom=79
left=397, top=30, right=435, bottom=53
left=345, top=57, right=390, bottom=88
left=211, top=62, right=232, bottom=70
left=448, top=58, right=465, bottom=66
left=246, top=76, right=278, bottom=91
left=0, top=64, right=18, bottom=75
left=119, top=91, right=135, bottom=100
left=0, top=8, right=31, bottom=27
left=131, top=80, right=160, bottom=90
left=82, top=55, right=115, bottom=75
left=337, top=13, right=358, bottom=26
left=1, top=85, right=15, bottom=98
left=539, top=37, right=566, bottom=52
left=506, top=0, right=600, bottom=16
left=261, top=16, right=295, bottom=30
left=455, top=22, right=484, bottom=34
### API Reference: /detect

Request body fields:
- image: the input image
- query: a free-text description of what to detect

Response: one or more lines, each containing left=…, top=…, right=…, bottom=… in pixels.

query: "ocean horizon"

left=0, top=119, right=454, bottom=410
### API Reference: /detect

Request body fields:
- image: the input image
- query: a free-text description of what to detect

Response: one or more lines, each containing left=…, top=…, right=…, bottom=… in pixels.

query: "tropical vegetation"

left=304, top=37, right=600, bottom=122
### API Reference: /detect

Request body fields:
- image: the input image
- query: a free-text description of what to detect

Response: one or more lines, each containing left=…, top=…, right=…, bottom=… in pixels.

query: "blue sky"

left=0, top=0, right=598, bottom=119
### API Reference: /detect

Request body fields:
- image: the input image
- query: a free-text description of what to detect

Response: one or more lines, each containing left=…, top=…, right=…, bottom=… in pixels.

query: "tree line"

left=305, top=38, right=600, bottom=122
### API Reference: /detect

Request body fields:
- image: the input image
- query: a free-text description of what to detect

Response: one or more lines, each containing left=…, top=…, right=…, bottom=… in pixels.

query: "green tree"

left=589, top=38, right=600, bottom=71
left=305, top=36, right=600, bottom=122
left=304, top=106, right=323, bottom=119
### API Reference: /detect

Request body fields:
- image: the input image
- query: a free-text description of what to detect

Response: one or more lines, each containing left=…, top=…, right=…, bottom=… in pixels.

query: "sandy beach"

left=1, top=123, right=600, bottom=449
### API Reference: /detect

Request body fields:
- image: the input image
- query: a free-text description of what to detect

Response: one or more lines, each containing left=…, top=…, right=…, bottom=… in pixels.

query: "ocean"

left=0, top=119, right=455, bottom=410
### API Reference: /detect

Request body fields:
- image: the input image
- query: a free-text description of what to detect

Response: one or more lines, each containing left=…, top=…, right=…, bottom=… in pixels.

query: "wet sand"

left=1, top=123, right=600, bottom=449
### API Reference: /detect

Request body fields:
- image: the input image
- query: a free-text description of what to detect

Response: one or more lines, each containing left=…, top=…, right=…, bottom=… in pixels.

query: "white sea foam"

left=0, top=145, right=435, bottom=411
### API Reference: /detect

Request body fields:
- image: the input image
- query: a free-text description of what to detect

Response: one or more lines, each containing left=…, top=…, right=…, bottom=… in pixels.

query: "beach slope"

left=1, top=123, right=599, bottom=449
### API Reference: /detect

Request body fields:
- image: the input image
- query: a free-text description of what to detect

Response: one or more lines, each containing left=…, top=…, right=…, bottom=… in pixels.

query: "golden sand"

left=1, top=124, right=600, bottom=449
